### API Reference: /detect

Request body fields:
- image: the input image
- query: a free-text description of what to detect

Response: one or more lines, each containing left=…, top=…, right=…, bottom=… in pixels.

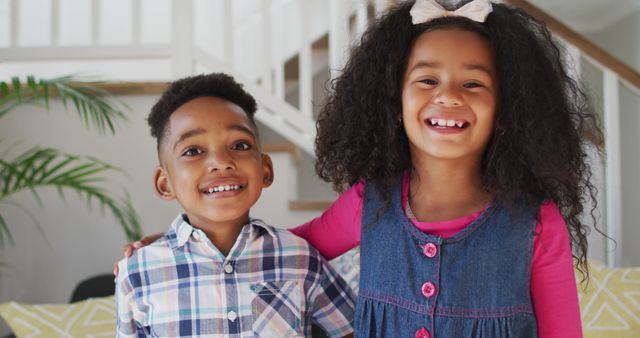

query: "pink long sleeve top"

left=291, top=179, right=583, bottom=337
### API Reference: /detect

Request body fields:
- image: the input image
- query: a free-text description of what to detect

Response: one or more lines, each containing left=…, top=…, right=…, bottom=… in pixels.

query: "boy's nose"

left=207, top=151, right=236, bottom=171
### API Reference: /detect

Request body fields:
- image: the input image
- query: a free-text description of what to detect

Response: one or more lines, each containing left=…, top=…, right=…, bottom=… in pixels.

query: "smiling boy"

left=115, top=73, right=355, bottom=337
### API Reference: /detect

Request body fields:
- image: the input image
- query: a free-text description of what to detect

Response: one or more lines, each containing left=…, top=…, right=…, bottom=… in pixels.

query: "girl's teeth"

left=429, top=118, right=466, bottom=128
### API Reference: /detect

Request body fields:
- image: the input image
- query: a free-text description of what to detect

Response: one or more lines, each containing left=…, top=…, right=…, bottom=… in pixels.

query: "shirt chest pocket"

left=249, top=280, right=304, bottom=337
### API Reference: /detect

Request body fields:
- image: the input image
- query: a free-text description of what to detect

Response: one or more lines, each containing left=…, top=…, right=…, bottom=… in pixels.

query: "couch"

left=1, top=254, right=638, bottom=337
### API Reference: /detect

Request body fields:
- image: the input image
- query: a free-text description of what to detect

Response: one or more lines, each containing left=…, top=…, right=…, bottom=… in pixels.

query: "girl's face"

left=401, top=28, right=498, bottom=165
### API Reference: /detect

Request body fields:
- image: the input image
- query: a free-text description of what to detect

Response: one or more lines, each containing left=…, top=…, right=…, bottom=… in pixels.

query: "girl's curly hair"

left=315, top=0, right=603, bottom=278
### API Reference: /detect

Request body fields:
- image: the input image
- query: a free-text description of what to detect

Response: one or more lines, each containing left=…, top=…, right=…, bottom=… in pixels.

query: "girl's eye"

left=419, top=78, right=438, bottom=86
left=232, top=141, right=251, bottom=151
left=182, top=147, right=203, bottom=157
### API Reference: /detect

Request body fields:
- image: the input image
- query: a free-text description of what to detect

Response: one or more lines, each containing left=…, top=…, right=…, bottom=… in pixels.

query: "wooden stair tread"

left=289, top=200, right=333, bottom=211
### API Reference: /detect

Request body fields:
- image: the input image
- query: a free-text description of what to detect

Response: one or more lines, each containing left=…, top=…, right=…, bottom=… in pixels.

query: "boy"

left=115, top=73, right=355, bottom=337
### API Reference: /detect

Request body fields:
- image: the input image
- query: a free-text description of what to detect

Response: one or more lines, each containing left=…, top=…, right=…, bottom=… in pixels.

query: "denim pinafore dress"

left=354, top=179, right=539, bottom=337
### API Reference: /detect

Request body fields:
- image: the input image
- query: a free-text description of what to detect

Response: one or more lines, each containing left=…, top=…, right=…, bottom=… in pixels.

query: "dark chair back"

left=69, top=274, right=115, bottom=303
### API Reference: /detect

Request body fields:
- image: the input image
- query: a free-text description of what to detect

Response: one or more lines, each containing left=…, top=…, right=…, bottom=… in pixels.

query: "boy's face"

left=154, top=96, right=273, bottom=230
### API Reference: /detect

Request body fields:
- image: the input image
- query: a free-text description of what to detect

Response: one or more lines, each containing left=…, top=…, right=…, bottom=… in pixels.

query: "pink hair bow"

left=410, top=0, right=493, bottom=24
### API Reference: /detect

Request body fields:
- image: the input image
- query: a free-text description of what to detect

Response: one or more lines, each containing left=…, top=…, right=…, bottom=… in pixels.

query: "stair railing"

left=505, top=0, right=640, bottom=267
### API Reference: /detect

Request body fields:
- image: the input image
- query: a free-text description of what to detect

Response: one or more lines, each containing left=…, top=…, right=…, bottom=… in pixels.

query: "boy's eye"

left=232, top=141, right=251, bottom=151
left=182, top=147, right=203, bottom=157
left=463, top=82, right=482, bottom=88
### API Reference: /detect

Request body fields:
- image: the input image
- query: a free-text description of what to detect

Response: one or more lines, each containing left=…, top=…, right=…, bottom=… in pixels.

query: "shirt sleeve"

left=290, top=182, right=364, bottom=260
left=115, top=258, right=144, bottom=338
left=309, top=254, right=356, bottom=337
left=532, top=200, right=583, bottom=337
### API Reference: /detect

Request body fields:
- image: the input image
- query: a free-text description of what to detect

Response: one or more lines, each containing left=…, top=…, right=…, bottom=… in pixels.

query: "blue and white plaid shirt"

left=116, top=214, right=355, bottom=337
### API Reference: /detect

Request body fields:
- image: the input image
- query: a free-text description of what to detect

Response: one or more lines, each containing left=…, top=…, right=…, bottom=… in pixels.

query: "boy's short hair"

left=148, top=73, right=258, bottom=147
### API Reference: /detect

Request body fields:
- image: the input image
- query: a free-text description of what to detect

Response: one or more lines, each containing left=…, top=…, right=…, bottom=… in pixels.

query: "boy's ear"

left=261, top=153, right=274, bottom=188
left=153, top=166, right=175, bottom=200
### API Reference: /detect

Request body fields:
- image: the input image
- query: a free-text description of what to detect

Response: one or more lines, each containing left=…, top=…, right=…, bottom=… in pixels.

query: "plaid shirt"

left=116, top=214, right=355, bottom=337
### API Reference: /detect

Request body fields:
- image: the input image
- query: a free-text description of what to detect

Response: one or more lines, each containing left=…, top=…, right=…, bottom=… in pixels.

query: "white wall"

left=0, top=95, right=162, bottom=297
left=588, top=11, right=640, bottom=71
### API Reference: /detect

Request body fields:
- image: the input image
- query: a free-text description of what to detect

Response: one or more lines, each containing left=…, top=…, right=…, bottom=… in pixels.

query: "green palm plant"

left=0, top=75, right=143, bottom=247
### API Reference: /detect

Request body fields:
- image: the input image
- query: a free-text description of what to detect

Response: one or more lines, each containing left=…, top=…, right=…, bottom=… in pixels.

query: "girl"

left=122, top=0, right=602, bottom=336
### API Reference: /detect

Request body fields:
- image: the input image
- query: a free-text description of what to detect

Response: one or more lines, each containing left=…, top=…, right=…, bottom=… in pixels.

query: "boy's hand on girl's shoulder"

left=112, top=232, right=164, bottom=276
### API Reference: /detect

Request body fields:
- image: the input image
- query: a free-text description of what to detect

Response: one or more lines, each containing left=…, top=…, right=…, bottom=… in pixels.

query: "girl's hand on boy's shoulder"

left=112, top=232, right=164, bottom=275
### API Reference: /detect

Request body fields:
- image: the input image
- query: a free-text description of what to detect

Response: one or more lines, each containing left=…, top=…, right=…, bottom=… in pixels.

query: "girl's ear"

left=153, top=166, right=175, bottom=200
left=261, top=153, right=274, bottom=188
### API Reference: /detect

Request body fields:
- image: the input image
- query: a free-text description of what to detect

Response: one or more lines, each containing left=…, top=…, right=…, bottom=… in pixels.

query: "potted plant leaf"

left=0, top=75, right=143, bottom=253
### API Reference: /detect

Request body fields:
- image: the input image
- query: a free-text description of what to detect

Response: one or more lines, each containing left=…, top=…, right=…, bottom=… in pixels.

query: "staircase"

left=1, top=0, right=639, bottom=267
left=504, top=0, right=640, bottom=268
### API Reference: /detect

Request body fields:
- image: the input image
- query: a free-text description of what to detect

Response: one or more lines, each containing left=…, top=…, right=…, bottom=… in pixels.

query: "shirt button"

left=423, top=242, right=438, bottom=258
left=192, top=231, right=200, bottom=240
left=415, top=327, right=430, bottom=338
left=421, top=281, right=437, bottom=298
left=224, top=263, right=234, bottom=274
left=227, top=310, right=237, bottom=322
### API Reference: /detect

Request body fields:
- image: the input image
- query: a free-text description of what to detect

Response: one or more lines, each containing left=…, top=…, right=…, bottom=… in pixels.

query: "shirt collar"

left=167, top=214, right=276, bottom=249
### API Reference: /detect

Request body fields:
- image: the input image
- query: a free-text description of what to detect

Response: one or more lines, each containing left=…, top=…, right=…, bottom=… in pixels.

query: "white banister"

left=298, top=0, right=313, bottom=116
left=261, top=0, right=273, bottom=94
left=355, top=0, right=368, bottom=38
left=274, top=62, right=285, bottom=100
left=272, top=0, right=285, bottom=100
left=0, top=46, right=171, bottom=61
left=10, top=0, right=17, bottom=47
left=91, top=0, right=99, bottom=45
left=51, top=0, right=59, bottom=46
left=171, top=0, right=194, bottom=78
left=222, top=0, right=233, bottom=68
left=329, top=0, right=349, bottom=79
left=603, top=69, right=622, bottom=267
left=132, top=0, right=141, bottom=45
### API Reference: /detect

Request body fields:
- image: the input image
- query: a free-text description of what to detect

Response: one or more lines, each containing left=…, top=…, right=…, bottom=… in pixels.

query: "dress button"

left=421, top=281, right=437, bottom=298
left=415, top=327, right=430, bottom=338
left=227, top=310, right=237, bottom=322
left=423, top=242, right=438, bottom=258
left=224, top=262, right=234, bottom=274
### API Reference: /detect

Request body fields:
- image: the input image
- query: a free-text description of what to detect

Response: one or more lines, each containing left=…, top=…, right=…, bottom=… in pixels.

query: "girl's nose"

left=207, top=151, right=236, bottom=172
left=434, top=87, right=463, bottom=107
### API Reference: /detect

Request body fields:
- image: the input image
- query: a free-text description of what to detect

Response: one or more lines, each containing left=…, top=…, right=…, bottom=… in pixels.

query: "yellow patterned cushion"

left=0, top=296, right=115, bottom=338
left=579, top=261, right=640, bottom=337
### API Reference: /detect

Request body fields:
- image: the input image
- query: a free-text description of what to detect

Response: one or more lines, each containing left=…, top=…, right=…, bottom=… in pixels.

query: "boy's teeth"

left=206, top=185, right=240, bottom=193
